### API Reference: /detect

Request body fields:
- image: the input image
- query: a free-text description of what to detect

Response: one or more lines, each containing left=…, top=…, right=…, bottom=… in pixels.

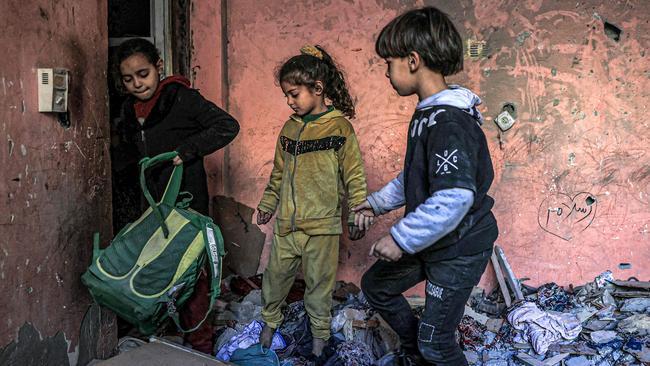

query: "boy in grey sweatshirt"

left=354, top=7, right=498, bottom=365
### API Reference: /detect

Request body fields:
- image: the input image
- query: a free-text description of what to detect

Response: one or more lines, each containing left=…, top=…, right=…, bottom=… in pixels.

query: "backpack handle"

left=138, top=151, right=184, bottom=238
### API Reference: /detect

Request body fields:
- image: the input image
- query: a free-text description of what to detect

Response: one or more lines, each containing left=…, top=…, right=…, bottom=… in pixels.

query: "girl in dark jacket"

left=113, top=38, right=239, bottom=215
left=112, top=38, right=239, bottom=354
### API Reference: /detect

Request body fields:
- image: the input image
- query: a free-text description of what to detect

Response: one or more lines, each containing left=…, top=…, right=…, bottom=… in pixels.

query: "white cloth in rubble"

left=507, top=301, right=582, bottom=354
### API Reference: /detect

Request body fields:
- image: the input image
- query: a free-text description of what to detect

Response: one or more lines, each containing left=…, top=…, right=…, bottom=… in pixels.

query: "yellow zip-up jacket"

left=258, top=109, right=368, bottom=236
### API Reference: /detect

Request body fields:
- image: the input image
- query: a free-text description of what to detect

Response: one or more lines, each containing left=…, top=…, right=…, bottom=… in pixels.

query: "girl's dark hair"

left=376, top=7, right=463, bottom=76
left=111, top=38, right=161, bottom=93
left=277, top=46, right=355, bottom=118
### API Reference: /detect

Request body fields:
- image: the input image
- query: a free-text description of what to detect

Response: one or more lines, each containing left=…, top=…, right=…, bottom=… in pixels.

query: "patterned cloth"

left=323, top=341, right=375, bottom=366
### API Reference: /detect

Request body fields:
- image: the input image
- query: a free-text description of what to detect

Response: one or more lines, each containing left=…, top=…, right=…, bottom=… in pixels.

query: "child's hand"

left=257, top=209, right=272, bottom=225
left=173, top=156, right=183, bottom=165
left=352, top=200, right=375, bottom=231
left=369, top=235, right=403, bottom=262
left=348, top=225, right=365, bottom=241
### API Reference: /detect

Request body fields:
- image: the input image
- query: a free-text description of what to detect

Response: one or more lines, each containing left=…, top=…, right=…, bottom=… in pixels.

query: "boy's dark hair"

left=376, top=7, right=463, bottom=76
left=277, top=45, right=355, bottom=118
left=111, top=38, right=161, bottom=93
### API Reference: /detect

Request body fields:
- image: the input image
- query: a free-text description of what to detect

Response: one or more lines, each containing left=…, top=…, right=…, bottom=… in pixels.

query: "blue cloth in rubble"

left=230, top=343, right=293, bottom=366
left=216, top=319, right=286, bottom=361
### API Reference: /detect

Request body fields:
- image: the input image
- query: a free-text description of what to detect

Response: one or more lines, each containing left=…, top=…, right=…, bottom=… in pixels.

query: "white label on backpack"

left=207, top=226, right=216, bottom=245
left=206, top=225, right=220, bottom=275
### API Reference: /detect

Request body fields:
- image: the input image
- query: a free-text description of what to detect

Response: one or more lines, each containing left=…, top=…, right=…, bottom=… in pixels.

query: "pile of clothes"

left=211, top=270, right=649, bottom=365
left=109, top=269, right=649, bottom=365
left=212, top=276, right=399, bottom=365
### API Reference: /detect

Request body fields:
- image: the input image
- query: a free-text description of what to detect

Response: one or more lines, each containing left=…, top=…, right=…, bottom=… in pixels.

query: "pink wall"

left=196, top=0, right=650, bottom=293
left=0, top=0, right=111, bottom=362
left=191, top=0, right=229, bottom=200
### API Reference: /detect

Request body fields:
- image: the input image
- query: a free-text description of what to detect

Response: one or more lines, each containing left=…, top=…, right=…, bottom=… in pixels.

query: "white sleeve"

left=367, top=172, right=406, bottom=215
left=390, top=188, right=474, bottom=254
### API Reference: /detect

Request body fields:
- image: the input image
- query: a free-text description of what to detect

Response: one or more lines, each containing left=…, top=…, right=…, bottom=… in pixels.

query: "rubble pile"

left=458, top=271, right=650, bottom=365
left=210, top=269, right=649, bottom=366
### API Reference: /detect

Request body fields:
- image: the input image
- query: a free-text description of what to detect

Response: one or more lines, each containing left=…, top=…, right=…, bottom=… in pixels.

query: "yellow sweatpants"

left=261, top=231, right=339, bottom=340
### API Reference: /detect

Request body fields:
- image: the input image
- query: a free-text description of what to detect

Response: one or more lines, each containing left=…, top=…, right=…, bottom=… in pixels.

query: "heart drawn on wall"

left=537, top=192, right=598, bottom=241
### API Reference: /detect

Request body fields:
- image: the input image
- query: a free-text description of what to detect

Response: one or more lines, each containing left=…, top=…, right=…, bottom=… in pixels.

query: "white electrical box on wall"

left=38, top=68, right=69, bottom=112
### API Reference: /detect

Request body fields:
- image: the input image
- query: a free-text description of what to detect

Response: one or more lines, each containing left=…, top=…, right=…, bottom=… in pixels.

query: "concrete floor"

left=94, top=339, right=235, bottom=366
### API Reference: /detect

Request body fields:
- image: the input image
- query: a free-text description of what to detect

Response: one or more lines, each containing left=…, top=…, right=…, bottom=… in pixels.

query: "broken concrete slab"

left=77, top=305, right=117, bottom=366
left=464, top=305, right=490, bottom=325
left=590, top=330, right=618, bottom=344
left=620, top=298, right=650, bottom=312
left=491, top=250, right=512, bottom=307
left=612, top=280, right=650, bottom=290
left=485, top=318, right=505, bottom=333
left=583, top=319, right=613, bottom=331
left=516, top=352, right=569, bottom=366
left=494, top=245, right=524, bottom=301
left=617, top=314, right=650, bottom=336
left=565, top=355, right=590, bottom=366
left=212, top=195, right=265, bottom=278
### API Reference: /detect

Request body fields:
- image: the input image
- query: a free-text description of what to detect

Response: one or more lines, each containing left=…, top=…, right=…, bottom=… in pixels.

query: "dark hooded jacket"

left=114, top=82, right=239, bottom=215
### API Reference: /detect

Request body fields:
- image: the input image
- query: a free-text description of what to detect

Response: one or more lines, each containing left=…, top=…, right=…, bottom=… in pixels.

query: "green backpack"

left=81, top=151, right=224, bottom=335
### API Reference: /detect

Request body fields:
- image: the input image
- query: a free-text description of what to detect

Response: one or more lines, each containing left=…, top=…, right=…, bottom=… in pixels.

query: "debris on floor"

left=206, top=269, right=649, bottom=365
left=457, top=269, right=650, bottom=366
left=94, top=336, right=234, bottom=365
left=106, top=265, right=650, bottom=365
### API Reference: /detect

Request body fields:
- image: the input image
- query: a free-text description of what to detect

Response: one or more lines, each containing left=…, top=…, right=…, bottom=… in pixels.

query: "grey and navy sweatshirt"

left=368, top=85, right=496, bottom=259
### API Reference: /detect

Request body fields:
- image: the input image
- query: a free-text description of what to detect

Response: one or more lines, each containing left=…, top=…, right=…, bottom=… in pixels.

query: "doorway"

left=107, top=0, right=191, bottom=232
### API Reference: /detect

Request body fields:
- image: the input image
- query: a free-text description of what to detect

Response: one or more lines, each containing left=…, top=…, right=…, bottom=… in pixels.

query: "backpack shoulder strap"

left=168, top=220, right=224, bottom=333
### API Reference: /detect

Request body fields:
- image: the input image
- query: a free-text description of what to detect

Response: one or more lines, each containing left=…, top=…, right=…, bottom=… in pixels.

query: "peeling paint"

left=1, top=0, right=113, bottom=357
left=7, top=134, right=14, bottom=156
left=0, top=323, right=70, bottom=366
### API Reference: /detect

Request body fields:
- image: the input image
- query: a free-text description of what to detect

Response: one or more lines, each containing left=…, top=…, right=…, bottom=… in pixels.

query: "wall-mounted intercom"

left=495, top=103, right=517, bottom=132
left=37, top=68, right=69, bottom=113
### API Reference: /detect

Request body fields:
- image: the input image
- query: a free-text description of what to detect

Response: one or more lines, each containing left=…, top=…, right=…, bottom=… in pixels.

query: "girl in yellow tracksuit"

left=256, top=45, right=368, bottom=360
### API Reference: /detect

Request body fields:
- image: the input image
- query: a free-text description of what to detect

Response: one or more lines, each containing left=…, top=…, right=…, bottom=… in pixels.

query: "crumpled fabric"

left=507, top=301, right=582, bottom=354
left=329, top=306, right=386, bottom=359
left=595, top=270, right=614, bottom=288
left=282, top=301, right=307, bottom=333
left=214, top=327, right=239, bottom=355
left=216, top=319, right=286, bottom=361
left=457, top=316, right=488, bottom=352
left=322, top=341, right=375, bottom=366
left=277, top=302, right=314, bottom=359
left=230, top=343, right=293, bottom=366
left=331, top=308, right=367, bottom=340
left=536, top=283, right=573, bottom=312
